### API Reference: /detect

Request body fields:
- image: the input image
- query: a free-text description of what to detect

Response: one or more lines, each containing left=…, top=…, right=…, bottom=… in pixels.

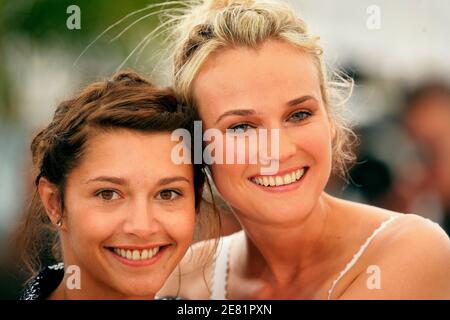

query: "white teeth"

left=275, top=176, right=283, bottom=186
left=113, top=247, right=161, bottom=261
left=269, top=176, right=275, bottom=186
left=284, top=174, right=291, bottom=185
left=296, top=168, right=305, bottom=180
left=251, top=168, right=306, bottom=187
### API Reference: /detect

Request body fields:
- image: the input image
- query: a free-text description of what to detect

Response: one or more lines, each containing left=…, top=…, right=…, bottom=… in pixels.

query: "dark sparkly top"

left=18, top=262, right=183, bottom=300
left=19, top=263, right=64, bottom=300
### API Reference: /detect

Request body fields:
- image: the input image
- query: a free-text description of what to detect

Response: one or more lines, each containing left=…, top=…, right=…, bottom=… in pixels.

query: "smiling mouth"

left=106, top=246, right=169, bottom=262
left=249, top=167, right=308, bottom=187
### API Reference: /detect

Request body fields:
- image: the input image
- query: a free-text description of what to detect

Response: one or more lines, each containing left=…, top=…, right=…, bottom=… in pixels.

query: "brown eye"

left=97, top=190, right=119, bottom=201
left=156, top=190, right=181, bottom=201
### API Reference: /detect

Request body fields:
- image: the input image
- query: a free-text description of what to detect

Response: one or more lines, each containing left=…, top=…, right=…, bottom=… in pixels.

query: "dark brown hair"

left=15, top=70, right=208, bottom=280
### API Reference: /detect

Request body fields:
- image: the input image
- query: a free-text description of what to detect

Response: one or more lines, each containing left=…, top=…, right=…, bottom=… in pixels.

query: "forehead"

left=71, top=129, right=192, bottom=181
left=192, top=39, right=322, bottom=118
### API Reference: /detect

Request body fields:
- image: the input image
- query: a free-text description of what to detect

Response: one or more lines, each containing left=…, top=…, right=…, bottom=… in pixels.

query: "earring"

left=56, top=217, right=63, bottom=228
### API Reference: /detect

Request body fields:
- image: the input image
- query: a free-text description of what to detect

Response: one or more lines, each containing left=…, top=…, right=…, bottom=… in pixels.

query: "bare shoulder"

left=340, top=207, right=450, bottom=299
left=333, top=197, right=448, bottom=247
left=362, top=211, right=450, bottom=265
left=157, top=238, right=218, bottom=299
left=376, top=213, right=450, bottom=274
left=381, top=213, right=450, bottom=246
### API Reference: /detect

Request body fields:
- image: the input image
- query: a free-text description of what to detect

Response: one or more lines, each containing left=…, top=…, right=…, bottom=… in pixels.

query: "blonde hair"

left=163, top=0, right=356, bottom=178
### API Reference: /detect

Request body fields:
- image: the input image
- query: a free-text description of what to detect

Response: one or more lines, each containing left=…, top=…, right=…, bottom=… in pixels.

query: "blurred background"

left=1, top=0, right=449, bottom=299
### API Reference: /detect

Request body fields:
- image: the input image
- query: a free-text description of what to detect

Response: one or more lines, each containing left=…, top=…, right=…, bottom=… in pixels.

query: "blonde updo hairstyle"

left=165, top=0, right=356, bottom=178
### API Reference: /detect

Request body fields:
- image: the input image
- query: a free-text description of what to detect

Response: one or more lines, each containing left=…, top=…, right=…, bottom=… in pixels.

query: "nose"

left=277, top=128, right=297, bottom=163
left=260, top=127, right=296, bottom=164
left=122, top=197, right=162, bottom=238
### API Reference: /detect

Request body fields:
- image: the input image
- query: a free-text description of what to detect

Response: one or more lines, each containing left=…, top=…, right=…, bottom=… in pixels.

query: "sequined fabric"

left=19, top=263, right=64, bottom=300
left=19, top=262, right=184, bottom=300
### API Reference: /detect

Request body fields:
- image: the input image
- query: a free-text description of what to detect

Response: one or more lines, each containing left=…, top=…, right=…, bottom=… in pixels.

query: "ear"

left=38, top=177, right=63, bottom=227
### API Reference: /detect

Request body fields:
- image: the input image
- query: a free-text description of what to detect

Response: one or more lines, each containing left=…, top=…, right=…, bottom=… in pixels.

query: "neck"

left=235, top=193, right=336, bottom=286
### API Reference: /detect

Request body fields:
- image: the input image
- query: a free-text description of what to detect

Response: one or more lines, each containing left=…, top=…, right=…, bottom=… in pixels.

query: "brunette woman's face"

left=192, top=39, right=334, bottom=225
left=60, top=129, right=195, bottom=298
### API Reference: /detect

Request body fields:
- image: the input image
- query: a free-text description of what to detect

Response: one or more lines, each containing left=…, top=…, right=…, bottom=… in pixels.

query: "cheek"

left=168, top=212, right=196, bottom=241
left=210, top=163, right=244, bottom=194
left=159, top=202, right=197, bottom=246
left=295, top=122, right=333, bottom=164
left=64, top=197, right=118, bottom=251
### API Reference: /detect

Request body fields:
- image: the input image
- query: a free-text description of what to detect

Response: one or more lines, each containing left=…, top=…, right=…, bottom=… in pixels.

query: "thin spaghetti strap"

left=210, top=233, right=235, bottom=300
left=327, top=215, right=401, bottom=300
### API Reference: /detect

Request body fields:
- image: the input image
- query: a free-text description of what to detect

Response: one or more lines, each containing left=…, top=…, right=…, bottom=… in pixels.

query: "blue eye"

left=228, top=123, right=254, bottom=133
left=288, top=111, right=311, bottom=122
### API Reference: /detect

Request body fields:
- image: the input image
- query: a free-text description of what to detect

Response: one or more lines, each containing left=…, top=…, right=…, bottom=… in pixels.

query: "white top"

left=210, top=215, right=401, bottom=300
left=210, top=232, right=235, bottom=300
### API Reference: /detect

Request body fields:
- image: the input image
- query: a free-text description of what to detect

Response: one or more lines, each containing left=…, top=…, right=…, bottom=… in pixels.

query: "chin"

left=113, top=278, right=160, bottom=298
left=265, top=208, right=311, bottom=224
left=232, top=202, right=300, bottom=223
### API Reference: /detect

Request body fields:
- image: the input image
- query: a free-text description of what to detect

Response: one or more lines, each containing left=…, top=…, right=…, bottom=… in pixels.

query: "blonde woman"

left=157, top=0, right=450, bottom=299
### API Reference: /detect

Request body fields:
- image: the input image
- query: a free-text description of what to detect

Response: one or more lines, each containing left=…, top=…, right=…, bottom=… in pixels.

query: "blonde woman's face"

left=60, top=129, right=195, bottom=298
left=193, top=39, right=334, bottom=225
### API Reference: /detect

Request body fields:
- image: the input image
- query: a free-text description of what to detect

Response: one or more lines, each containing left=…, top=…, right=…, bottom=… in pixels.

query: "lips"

left=110, top=247, right=161, bottom=261
left=250, top=167, right=307, bottom=187
left=106, top=244, right=170, bottom=266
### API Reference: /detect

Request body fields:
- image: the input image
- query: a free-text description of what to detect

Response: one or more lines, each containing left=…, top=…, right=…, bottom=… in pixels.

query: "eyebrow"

left=286, top=95, right=317, bottom=107
left=84, top=176, right=191, bottom=186
left=214, top=95, right=317, bottom=124
left=215, top=109, right=256, bottom=124
left=85, top=176, right=127, bottom=185
left=157, top=176, right=191, bottom=186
